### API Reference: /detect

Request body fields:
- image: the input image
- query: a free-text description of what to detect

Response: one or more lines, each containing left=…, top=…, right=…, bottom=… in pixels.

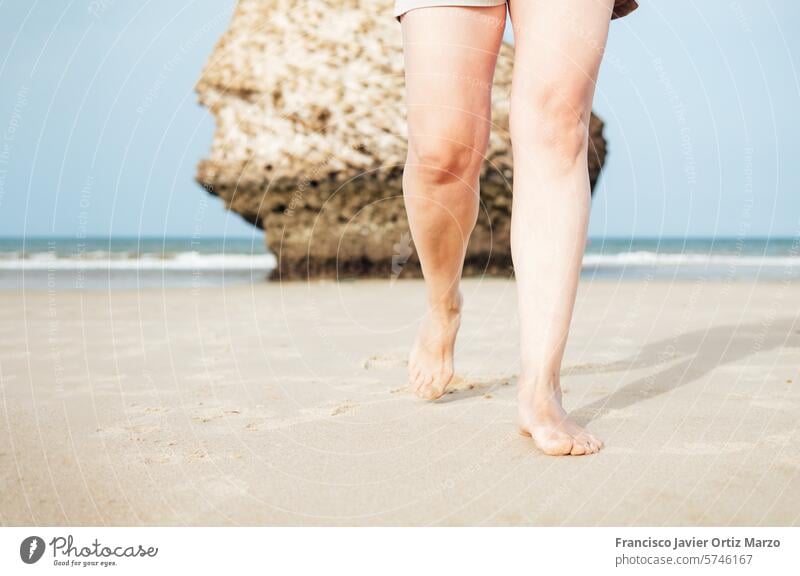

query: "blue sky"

left=0, top=0, right=797, bottom=239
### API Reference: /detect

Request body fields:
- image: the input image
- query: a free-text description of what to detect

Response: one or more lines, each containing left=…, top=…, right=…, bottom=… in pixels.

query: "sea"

left=0, top=236, right=797, bottom=290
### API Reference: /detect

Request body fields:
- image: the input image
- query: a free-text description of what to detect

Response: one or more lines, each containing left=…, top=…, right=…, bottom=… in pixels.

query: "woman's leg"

left=507, top=0, right=613, bottom=455
left=401, top=6, right=506, bottom=400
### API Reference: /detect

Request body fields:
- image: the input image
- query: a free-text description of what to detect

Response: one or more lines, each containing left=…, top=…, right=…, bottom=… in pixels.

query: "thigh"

left=508, top=0, right=613, bottom=113
left=401, top=5, right=507, bottom=156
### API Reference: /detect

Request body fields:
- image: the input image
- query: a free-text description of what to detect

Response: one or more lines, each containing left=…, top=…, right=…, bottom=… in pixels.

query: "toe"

left=422, top=386, right=443, bottom=401
left=576, top=434, right=595, bottom=454
left=424, top=372, right=451, bottom=400
left=422, top=383, right=444, bottom=400
left=585, top=433, right=603, bottom=453
left=411, top=373, right=424, bottom=395
left=416, top=375, right=434, bottom=399
left=534, top=432, right=573, bottom=456
left=408, top=364, right=420, bottom=386
left=570, top=440, right=587, bottom=456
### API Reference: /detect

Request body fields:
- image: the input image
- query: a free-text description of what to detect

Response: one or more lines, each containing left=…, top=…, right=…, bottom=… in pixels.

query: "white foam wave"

left=0, top=252, right=277, bottom=271
left=0, top=251, right=797, bottom=272
left=583, top=251, right=800, bottom=267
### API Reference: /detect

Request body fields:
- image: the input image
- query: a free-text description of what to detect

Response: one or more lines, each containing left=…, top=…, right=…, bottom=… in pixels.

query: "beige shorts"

left=394, top=0, right=638, bottom=21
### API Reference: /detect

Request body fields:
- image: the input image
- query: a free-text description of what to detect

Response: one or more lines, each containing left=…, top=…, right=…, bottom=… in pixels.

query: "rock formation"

left=196, top=0, right=608, bottom=279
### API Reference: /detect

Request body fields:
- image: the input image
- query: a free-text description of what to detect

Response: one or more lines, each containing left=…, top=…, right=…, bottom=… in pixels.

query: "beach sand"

left=1, top=278, right=799, bottom=526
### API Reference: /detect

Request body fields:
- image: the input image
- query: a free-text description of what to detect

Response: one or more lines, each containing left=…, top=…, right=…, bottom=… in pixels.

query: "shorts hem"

left=394, top=1, right=508, bottom=22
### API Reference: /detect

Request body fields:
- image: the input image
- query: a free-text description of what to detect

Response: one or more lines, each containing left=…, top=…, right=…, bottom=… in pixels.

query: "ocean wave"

left=583, top=251, right=800, bottom=267
left=0, top=250, right=798, bottom=272
left=0, top=252, right=277, bottom=271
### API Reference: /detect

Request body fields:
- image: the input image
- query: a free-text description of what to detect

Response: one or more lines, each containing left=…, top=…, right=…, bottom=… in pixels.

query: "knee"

left=510, top=82, right=591, bottom=168
left=406, top=132, right=484, bottom=186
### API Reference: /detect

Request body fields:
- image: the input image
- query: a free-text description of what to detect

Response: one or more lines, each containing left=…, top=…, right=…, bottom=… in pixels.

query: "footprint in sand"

left=330, top=402, right=357, bottom=416
left=191, top=406, right=243, bottom=424
left=389, top=375, right=512, bottom=397
left=446, top=375, right=512, bottom=394
left=446, top=375, right=480, bottom=393
left=143, top=406, right=170, bottom=414
left=143, top=455, right=171, bottom=465
left=361, top=352, right=407, bottom=370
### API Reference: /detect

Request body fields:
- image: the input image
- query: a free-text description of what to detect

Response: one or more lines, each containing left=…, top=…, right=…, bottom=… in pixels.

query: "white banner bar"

left=1, top=527, right=797, bottom=575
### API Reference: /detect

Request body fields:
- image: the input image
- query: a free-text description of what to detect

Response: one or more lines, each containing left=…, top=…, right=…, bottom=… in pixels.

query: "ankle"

left=518, top=371, right=563, bottom=403
left=427, top=290, right=462, bottom=319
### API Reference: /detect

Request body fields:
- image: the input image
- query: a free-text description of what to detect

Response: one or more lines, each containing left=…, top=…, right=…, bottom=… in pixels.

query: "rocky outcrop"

left=196, top=0, right=608, bottom=279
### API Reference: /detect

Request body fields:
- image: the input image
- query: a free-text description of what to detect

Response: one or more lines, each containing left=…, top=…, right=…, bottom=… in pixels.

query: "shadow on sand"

left=437, top=317, right=799, bottom=422
left=573, top=316, right=800, bottom=425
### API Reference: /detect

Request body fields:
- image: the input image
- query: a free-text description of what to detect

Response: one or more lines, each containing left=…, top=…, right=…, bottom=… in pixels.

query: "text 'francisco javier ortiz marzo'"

left=616, top=536, right=781, bottom=551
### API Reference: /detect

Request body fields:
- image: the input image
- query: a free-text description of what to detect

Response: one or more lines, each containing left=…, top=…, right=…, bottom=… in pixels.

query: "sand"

left=1, top=278, right=799, bottom=526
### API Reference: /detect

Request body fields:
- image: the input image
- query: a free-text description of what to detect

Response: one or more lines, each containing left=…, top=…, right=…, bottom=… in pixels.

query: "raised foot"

left=408, top=293, right=462, bottom=400
left=518, top=386, right=603, bottom=456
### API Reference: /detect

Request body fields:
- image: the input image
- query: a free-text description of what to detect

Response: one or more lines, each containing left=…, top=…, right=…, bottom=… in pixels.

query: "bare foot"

left=518, top=378, right=603, bottom=456
left=408, top=292, right=462, bottom=400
